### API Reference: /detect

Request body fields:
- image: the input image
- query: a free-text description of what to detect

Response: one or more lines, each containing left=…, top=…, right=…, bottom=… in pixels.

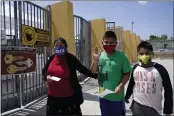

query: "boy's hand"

left=115, top=84, right=123, bottom=94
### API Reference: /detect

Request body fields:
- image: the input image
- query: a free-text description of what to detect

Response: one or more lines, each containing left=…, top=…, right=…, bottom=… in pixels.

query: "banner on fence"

left=1, top=46, right=36, bottom=75
left=22, top=24, right=50, bottom=46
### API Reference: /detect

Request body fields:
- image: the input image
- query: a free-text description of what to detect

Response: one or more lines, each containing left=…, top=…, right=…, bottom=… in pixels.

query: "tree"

left=149, top=34, right=169, bottom=41
left=149, top=35, right=156, bottom=41
left=160, top=34, right=168, bottom=40
left=149, top=35, right=160, bottom=41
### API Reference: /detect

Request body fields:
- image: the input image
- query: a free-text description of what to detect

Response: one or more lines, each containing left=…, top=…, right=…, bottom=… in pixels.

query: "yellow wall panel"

left=115, top=26, right=123, bottom=51
left=136, top=35, right=141, bottom=48
left=90, top=19, right=106, bottom=51
left=131, top=33, right=137, bottom=62
left=50, top=1, right=76, bottom=55
left=123, top=30, right=132, bottom=62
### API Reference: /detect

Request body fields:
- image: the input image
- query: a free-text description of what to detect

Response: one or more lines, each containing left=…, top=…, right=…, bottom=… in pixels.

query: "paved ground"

left=2, top=86, right=132, bottom=116
left=1, top=84, right=98, bottom=116
left=2, top=59, right=174, bottom=116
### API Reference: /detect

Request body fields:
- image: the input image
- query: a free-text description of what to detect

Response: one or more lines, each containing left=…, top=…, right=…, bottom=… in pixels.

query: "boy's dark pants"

left=99, top=98, right=126, bottom=116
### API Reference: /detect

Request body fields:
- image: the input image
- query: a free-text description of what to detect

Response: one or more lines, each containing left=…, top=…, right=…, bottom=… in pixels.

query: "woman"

left=42, top=37, right=97, bottom=116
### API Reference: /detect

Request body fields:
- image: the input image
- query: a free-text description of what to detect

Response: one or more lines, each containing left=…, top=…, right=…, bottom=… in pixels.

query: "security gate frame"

left=74, top=15, right=91, bottom=81
left=106, top=22, right=115, bottom=32
left=1, top=1, right=51, bottom=112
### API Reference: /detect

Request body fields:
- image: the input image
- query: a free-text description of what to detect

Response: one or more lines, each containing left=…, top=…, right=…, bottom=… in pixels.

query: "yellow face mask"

left=138, top=55, right=151, bottom=64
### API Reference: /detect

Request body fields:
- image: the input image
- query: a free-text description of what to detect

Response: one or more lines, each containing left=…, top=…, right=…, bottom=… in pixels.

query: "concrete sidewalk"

left=2, top=85, right=132, bottom=116
left=81, top=87, right=132, bottom=115
left=27, top=87, right=133, bottom=115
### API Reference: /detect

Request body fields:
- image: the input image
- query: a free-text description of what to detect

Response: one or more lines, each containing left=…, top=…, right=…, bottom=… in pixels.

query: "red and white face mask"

left=103, top=43, right=116, bottom=54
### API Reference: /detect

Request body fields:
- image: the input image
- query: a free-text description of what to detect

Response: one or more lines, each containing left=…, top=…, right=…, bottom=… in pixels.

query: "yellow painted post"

left=90, top=19, right=106, bottom=52
left=136, top=35, right=141, bottom=47
left=115, top=26, right=121, bottom=41
left=123, top=30, right=132, bottom=62
left=115, top=26, right=123, bottom=51
left=50, top=1, right=76, bottom=55
left=90, top=19, right=106, bottom=69
left=135, top=35, right=141, bottom=61
left=131, top=33, right=137, bottom=62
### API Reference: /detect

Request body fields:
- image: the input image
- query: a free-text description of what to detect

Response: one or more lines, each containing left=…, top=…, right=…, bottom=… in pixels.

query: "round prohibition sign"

left=23, top=27, right=36, bottom=45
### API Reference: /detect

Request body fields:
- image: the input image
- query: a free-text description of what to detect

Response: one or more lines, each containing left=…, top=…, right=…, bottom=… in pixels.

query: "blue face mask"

left=54, top=47, right=66, bottom=55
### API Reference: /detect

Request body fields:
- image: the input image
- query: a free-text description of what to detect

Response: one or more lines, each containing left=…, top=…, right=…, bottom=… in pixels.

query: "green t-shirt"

left=98, top=50, right=132, bottom=101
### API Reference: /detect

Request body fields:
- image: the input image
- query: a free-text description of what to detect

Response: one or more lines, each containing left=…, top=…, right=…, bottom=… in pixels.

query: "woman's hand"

left=45, top=75, right=52, bottom=88
left=47, top=75, right=53, bottom=83
left=45, top=81, right=49, bottom=88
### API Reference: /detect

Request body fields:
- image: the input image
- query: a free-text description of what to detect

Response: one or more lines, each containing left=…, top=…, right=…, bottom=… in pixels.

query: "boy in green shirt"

left=91, top=31, right=132, bottom=116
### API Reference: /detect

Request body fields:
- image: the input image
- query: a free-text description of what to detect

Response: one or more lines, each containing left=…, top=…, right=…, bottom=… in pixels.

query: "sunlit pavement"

left=1, top=84, right=99, bottom=116
left=2, top=84, right=132, bottom=116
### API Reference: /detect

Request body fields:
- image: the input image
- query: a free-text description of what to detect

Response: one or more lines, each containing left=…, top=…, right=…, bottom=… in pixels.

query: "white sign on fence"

left=1, top=30, right=6, bottom=39
left=1, top=30, right=7, bottom=45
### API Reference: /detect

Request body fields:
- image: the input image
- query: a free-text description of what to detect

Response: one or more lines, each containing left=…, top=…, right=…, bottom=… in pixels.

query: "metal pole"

left=131, top=21, right=134, bottom=33
left=18, top=1, right=24, bottom=108
left=121, top=27, right=124, bottom=51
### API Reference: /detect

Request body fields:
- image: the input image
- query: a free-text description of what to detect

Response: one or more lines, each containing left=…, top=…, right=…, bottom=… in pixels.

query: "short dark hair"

left=103, top=31, right=117, bottom=40
left=137, top=41, right=153, bottom=51
left=54, top=37, right=68, bottom=48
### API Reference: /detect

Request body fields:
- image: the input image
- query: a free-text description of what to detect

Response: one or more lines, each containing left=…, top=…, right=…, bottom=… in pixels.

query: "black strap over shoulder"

left=125, top=63, right=139, bottom=99
left=42, top=55, right=55, bottom=81
left=132, top=63, right=139, bottom=71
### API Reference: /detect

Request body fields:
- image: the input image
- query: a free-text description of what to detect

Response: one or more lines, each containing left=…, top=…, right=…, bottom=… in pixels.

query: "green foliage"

left=149, top=34, right=170, bottom=41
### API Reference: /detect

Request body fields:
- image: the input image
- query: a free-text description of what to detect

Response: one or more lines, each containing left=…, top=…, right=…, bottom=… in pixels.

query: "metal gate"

left=106, top=22, right=115, bottom=32
left=1, top=1, right=51, bottom=112
left=74, top=15, right=91, bottom=81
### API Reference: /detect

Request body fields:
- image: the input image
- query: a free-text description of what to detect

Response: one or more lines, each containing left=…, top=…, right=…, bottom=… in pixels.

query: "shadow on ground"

left=28, top=92, right=99, bottom=115
left=83, top=92, right=99, bottom=102
left=26, top=106, right=46, bottom=116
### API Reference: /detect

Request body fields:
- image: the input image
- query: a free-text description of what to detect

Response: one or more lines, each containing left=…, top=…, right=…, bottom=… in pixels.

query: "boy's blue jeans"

left=99, top=98, right=126, bottom=116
